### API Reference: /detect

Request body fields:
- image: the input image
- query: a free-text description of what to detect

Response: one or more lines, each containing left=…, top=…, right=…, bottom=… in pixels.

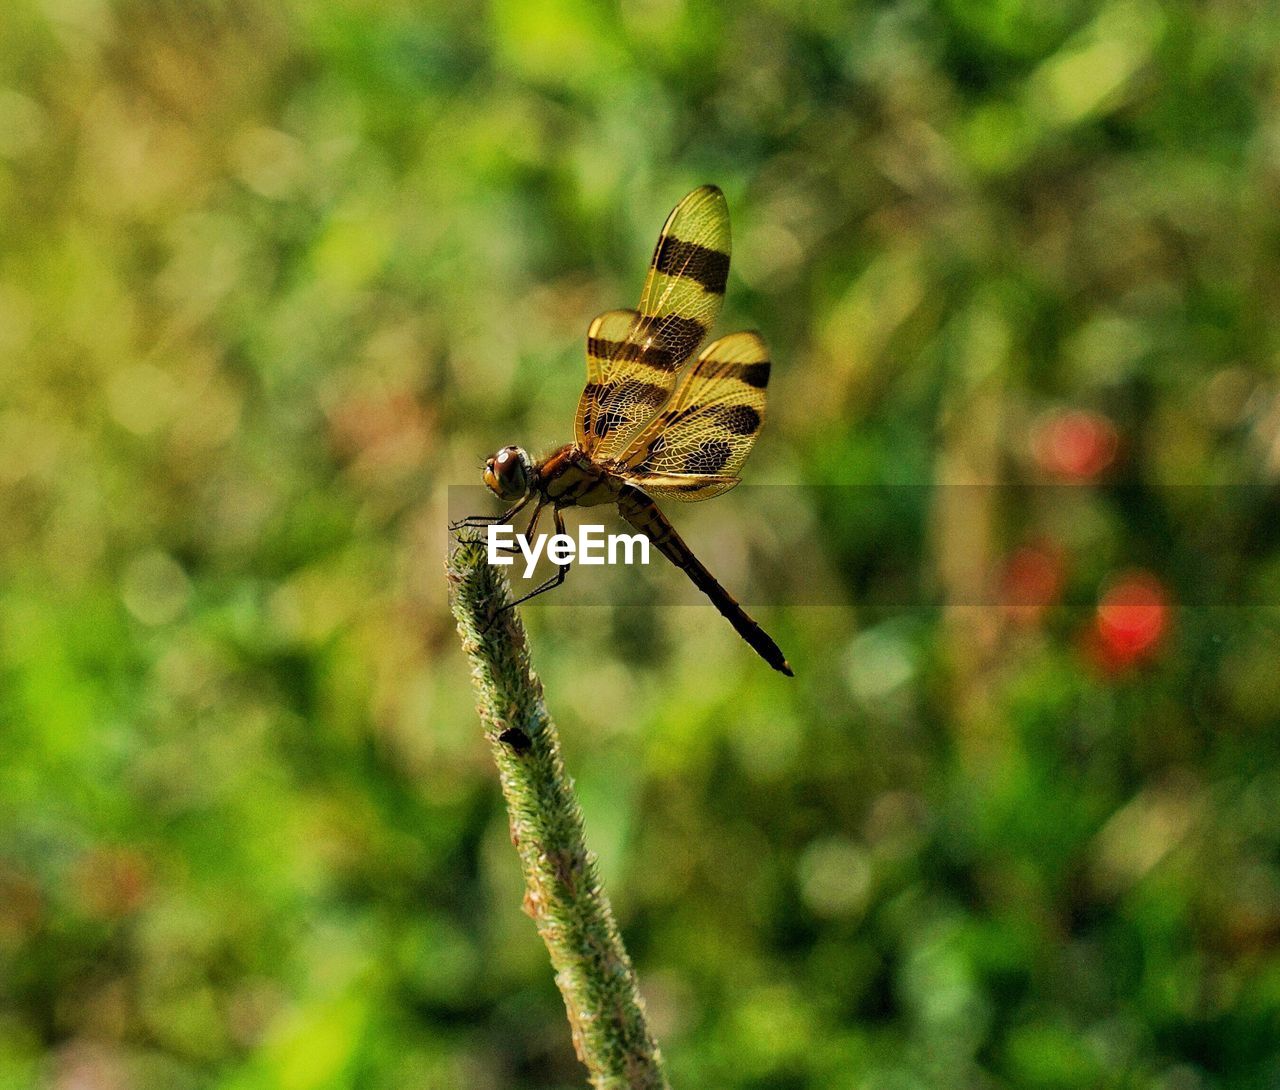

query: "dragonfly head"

left=483, top=446, right=533, bottom=501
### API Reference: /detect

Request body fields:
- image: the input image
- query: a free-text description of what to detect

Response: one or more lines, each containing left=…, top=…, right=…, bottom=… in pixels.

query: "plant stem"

left=447, top=539, right=671, bottom=1090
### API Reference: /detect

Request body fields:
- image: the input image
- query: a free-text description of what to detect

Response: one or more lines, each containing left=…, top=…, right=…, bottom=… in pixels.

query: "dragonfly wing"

left=624, top=471, right=741, bottom=501
left=577, top=185, right=731, bottom=460
left=577, top=308, right=641, bottom=446
left=617, top=331, right=770, bottom=498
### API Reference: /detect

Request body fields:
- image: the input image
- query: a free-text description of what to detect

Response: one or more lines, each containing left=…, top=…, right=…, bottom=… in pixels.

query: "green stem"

left=447, top=539, right=670, bottom=1090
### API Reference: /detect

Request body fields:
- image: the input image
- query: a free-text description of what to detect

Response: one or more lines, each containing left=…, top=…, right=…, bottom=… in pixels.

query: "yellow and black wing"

left=575, top=185, right=731, bottom=460
left=618, top=330, right=770, bottom=501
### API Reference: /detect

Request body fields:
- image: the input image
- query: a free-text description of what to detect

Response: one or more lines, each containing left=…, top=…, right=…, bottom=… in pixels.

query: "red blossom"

left=1031, top=408, right=1118, bottom=481
left=998, top=540, right=1066, bottom=623
left=1091, top=570, right=1171, bottom=670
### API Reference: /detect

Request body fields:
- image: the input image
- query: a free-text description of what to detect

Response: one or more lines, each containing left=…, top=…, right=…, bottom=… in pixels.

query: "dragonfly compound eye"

left=485, top=446, right=531, bottom=499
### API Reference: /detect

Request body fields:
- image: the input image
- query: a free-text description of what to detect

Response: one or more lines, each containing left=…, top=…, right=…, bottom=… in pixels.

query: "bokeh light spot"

left=121, top=551, right=191, bottom=626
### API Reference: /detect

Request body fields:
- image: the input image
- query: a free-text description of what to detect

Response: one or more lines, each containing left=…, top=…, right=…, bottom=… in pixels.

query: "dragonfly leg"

left=449, top=495, right=531, bottom=532
left=516, top=501, right=545, bottom=549
left=482, top=507, right=571, bottom=629
left=487, top=501, right=545, bottom=557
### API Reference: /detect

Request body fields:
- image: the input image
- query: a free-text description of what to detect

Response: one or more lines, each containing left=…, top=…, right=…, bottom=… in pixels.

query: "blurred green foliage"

left=2, top=0, right=1280, bottom=1087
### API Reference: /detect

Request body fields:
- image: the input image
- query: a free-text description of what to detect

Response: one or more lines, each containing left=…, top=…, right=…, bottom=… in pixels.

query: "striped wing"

left=575, top=185, right=731, bottom=459
left=582, top=308, right=638, bottom=386
left=618, top=331, right=770, bottom=502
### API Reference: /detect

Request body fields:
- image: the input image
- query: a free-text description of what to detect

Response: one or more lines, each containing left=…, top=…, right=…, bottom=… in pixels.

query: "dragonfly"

left=454, top=185, right=792, bottom=676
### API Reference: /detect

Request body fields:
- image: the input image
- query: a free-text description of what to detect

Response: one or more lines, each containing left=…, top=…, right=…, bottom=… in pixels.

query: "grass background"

left=2, top=1, right=1279, bottom=1087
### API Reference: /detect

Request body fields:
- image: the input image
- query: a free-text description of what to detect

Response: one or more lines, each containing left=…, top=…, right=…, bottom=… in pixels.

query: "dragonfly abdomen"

left=616, top=485, right=792, bottom=676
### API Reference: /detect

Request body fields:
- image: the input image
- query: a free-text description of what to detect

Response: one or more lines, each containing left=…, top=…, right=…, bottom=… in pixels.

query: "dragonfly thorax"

left=483, top=445, right=534, bottom=500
